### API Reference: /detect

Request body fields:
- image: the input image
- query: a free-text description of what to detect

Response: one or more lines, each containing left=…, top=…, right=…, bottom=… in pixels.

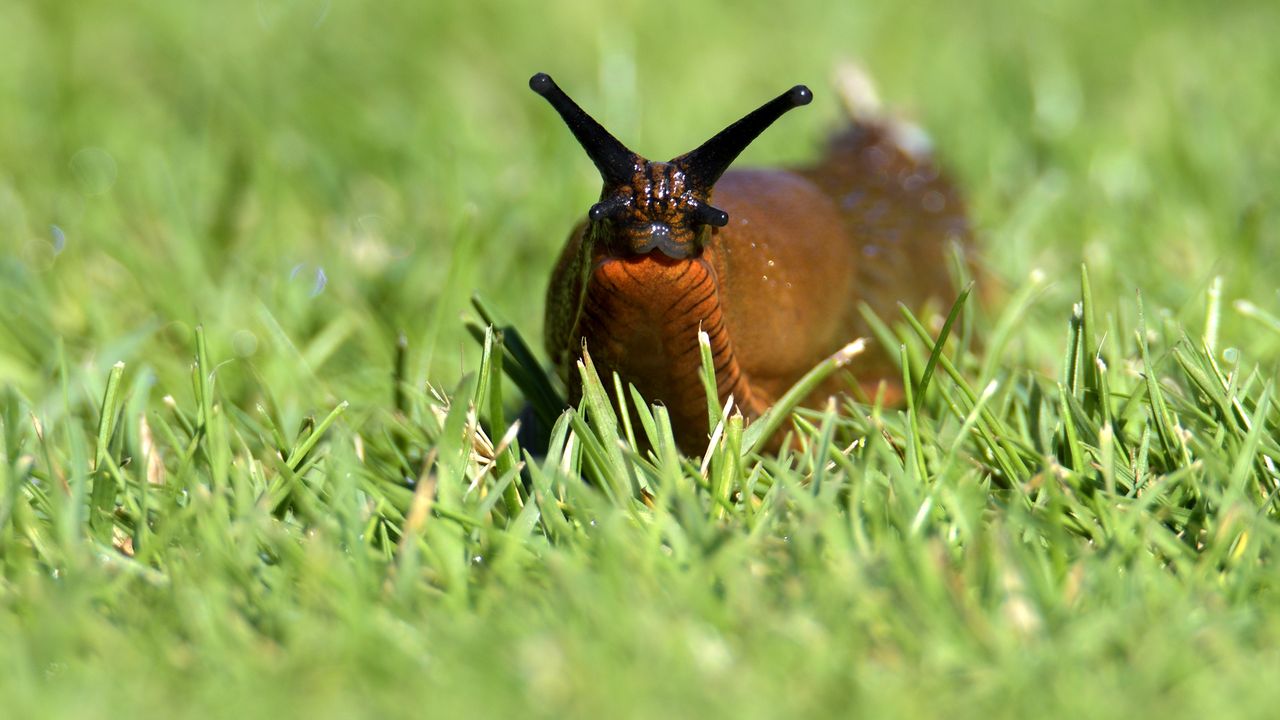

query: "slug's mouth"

left=630, top=223, right=698, bottom=260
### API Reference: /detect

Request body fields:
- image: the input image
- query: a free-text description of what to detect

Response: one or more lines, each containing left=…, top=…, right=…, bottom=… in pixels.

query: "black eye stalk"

left=671, top=83, right=812, bottom=191
left=588, top=196, right=628, bottom=222
left=692, top=203, right=729, bottom=228
left=529, top=73, right=640, bottom=186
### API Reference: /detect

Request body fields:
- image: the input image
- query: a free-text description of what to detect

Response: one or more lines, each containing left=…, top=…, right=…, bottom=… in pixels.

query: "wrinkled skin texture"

left=546, top=121, right=971, bottom=453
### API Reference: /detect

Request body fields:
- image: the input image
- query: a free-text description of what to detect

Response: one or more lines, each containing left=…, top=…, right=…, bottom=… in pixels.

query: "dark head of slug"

left=530, top=72, right=811, bottom=260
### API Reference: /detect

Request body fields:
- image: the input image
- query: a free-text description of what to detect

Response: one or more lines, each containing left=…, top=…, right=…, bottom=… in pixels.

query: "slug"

left=531, top=71, right=971, bottom=453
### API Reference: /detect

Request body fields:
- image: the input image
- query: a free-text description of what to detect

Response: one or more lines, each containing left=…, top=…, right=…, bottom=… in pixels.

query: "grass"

left=3, top=0, right=1280, bottom=717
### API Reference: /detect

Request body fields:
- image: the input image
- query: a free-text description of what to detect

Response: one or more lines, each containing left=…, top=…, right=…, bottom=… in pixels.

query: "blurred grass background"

left=3, top=0, right=1280, bottom=717
left=4, top=0, right=1278, bottom=407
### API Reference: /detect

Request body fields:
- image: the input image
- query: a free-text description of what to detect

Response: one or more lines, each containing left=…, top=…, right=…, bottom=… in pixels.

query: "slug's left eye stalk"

left=692, top=203, right=729, bottom=228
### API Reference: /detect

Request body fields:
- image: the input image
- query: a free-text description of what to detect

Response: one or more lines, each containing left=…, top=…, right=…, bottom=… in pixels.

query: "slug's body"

left=532, top=72, right=970, bottom=452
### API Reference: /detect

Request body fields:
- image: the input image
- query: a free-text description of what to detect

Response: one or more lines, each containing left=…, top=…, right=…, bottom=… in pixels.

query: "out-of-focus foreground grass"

left=1, top=0, right=1280, bottom=718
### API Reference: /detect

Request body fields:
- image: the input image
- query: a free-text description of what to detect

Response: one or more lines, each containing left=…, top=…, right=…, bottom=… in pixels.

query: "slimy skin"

left=532, top=73, right=970, bottom=453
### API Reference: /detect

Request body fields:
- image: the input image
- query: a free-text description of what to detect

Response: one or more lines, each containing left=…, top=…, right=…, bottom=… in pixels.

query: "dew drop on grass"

left=288, top=263, right=327, bottom=297
left=233, top=330, right=259, bottom=357
left=70, top=147, right=118, bottom=196
left=50, top=225, right=66, bottom=254
left=311, top=267, right=327, bottom=297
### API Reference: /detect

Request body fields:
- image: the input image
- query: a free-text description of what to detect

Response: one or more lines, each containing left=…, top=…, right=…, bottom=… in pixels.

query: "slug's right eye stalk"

left=588, top=196, right=628, bottom=222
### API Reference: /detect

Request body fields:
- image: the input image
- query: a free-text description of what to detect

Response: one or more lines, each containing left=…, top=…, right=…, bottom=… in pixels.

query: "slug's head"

left=530, top=73, right=811, bottom=260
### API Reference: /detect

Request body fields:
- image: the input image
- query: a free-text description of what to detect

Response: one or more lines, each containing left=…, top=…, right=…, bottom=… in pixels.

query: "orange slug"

left=531, top=71, right=971, bottom=453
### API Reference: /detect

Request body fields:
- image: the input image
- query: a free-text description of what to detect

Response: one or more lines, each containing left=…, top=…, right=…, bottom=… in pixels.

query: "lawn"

left=2, top=0, right=1280, bottom=717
